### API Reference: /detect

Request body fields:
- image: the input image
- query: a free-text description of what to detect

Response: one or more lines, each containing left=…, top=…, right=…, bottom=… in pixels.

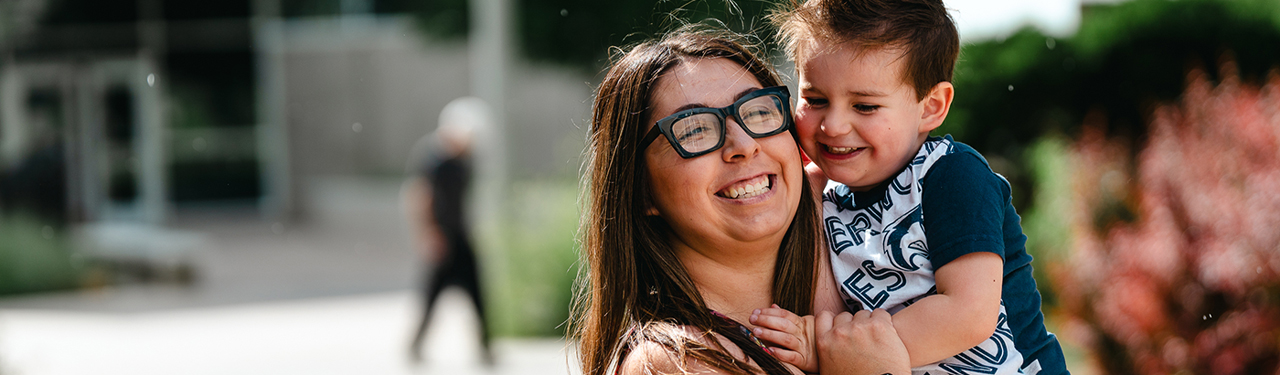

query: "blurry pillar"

left=253, top=0, right=295, bottom=220
left=469, top=0, right=510, bottom=229
left=136, top=0, right=169, bottom=223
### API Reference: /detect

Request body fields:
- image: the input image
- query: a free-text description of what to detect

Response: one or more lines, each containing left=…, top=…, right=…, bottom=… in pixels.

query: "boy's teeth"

left=828, top=146, right=853, bottom=154
left=720, top=176, right=772, bottom=199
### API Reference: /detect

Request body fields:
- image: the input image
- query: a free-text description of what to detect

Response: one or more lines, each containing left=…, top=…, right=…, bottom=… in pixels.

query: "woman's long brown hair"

left=573, top=25, right=820, bottom=375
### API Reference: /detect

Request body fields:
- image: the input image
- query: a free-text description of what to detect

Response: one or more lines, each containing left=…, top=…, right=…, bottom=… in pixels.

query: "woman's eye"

left=676, top=126, right=709, bottom=141
left=743, top=109, right=773, bottom=119
left=853, top=104, right=880, bottom=113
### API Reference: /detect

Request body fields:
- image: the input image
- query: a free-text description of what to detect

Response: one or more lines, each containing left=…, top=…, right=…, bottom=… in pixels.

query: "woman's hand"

left=815, top=309, right=910, bottom=375
left=750, top=304, right=818, bottom=373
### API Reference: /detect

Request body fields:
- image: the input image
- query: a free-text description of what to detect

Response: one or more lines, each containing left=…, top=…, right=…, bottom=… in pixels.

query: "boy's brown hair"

left=772, top=0, right=960, bottom=100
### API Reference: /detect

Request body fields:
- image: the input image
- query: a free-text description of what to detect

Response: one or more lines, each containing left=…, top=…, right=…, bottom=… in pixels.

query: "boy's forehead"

left=797, top=42, right=909, bottom=87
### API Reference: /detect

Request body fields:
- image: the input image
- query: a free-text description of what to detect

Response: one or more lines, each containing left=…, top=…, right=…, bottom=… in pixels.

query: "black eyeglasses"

left=640, top=86, right=793, bottom=159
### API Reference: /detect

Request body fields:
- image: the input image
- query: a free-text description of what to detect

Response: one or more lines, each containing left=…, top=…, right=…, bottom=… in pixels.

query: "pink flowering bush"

left=1051, top=64, right=1280, bottom=374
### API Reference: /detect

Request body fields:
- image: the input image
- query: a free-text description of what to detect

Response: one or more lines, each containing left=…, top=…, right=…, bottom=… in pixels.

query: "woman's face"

left=642, top=58, right=803, bottom=255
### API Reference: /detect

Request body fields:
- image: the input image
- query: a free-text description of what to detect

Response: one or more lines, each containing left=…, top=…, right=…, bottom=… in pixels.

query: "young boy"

left=750, top=0, right=1068, bottom=374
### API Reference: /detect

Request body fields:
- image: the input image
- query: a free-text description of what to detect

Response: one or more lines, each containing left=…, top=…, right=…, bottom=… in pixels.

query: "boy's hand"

left=750, top=304, right=818, bottom=373
left=815, top=309, right=911, bottom=375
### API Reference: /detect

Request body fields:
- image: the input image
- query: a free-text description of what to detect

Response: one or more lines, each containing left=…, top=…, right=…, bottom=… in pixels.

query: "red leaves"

left=1053, top=65, right=1280, bottom=375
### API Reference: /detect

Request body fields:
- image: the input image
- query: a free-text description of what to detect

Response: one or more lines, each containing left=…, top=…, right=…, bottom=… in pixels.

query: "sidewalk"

left=0, top=291, right=578, bottom=375
left=0, top=177, right=580, bottom=375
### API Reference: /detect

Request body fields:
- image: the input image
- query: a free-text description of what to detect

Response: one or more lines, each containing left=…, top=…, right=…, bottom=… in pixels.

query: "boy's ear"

left=918, top=81, right=954, bottom=134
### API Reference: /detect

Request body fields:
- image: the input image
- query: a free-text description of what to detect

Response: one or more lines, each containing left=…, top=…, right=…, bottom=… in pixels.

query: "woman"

left=574, top=26, right=910, bottom=375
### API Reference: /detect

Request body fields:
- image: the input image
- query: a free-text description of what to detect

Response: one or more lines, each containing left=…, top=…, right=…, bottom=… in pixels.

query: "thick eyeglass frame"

left=639, top=85, right=793, bottom=159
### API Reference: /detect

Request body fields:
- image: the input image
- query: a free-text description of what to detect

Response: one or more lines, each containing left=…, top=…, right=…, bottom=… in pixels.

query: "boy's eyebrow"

left=849, top=90, right=888, bottom=97
left=798, top=86, right=887, bottom=98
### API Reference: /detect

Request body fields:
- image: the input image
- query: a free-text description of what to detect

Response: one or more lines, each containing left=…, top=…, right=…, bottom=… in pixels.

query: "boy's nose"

left=821, top=112, right=854, bottom=136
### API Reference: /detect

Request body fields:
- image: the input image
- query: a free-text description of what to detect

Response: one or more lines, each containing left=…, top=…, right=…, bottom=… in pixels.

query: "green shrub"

left=481, top=179, right=581, bottom=337
left=0, top=214, right=82, bottom=295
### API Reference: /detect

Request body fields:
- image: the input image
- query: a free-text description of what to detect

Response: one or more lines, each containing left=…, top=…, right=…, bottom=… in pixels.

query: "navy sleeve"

left=920, top=151, right=1009, bottom=269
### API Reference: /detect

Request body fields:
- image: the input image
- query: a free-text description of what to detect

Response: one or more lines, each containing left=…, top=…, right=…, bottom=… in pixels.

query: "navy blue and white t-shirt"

left=822, top=135, right=1067, bottom=375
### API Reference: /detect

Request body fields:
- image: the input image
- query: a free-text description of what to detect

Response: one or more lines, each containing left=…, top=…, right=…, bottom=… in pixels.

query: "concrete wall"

left=279, top=17, right=591, bottom=181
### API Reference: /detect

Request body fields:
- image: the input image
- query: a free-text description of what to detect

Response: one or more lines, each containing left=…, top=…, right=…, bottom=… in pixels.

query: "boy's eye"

left=853, top=104, right=880, bottom=113
left=803, top=97, right=828, bottom=106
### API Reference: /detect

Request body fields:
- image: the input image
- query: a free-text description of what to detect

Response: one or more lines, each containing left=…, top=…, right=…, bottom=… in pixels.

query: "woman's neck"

left=674, top=240, right=778, bottom=327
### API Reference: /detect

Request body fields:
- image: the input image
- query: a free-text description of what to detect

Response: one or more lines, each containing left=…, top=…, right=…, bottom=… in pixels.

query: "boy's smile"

left=794, top=42, right=951, bottom=191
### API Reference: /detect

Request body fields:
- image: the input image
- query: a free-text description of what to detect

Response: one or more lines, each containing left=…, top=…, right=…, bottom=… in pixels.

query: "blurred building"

left=0, top=0, right=590, bottom=270
left=0, top=0, right=588, bottom=222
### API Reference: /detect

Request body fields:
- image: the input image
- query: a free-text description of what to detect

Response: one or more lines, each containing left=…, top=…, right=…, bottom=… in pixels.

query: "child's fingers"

left=752, top=306, right=806, bottom=330
left=750, top=313, right=801, bottom=334
left=756, top=306, right=802, bottom=320
left=767, top=347, right=807, bottom=367
left=752, top=326, right=802, bottom=350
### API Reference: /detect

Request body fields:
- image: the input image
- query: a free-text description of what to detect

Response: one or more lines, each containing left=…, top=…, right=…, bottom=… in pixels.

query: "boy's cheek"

left=797, top=142, right=821, bottom=162
left=792, top=119, right=821, bottom=154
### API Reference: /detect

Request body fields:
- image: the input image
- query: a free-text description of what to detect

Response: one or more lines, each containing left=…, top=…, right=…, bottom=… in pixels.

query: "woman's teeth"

left=826, top=145, right=862, bottom=155
left=720, top=176, right=771, bottom=199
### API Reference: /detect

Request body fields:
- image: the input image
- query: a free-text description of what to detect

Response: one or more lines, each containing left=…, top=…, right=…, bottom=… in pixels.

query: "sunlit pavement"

left=0, top=177, right=579, bottom=375
left=0, top=290, right=578, bottom=375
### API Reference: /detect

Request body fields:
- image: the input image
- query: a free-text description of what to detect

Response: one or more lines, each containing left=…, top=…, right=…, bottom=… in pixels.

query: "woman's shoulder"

left=617, top=324, right=756, bottom=375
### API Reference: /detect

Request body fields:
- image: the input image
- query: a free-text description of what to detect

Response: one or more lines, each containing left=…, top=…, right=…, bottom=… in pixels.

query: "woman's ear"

left=918, top=81, right=954, bottom=134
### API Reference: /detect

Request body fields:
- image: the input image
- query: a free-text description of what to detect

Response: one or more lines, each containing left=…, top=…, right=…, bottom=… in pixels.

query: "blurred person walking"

left=404, top=97, right=493, bottom=365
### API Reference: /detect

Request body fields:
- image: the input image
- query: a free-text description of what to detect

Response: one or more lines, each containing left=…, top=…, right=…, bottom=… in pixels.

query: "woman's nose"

left=721, top=117, right=760, bottom=162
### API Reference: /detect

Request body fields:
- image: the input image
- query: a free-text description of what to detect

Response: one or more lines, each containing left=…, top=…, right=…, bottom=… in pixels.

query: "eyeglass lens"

left=670, top=95, right=786, bottom=154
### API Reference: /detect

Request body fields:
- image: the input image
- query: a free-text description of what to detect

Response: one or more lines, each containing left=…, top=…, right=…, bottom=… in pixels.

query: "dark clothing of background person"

left=409, top=152, right=492, bottom=363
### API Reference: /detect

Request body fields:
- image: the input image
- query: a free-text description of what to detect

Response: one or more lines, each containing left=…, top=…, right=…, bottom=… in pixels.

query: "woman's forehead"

left=650, top=58, right=761, bottom=115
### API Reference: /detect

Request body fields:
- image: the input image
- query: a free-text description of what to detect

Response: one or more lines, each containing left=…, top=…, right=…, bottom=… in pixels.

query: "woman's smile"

left=715, top=173, right=775, bottom=201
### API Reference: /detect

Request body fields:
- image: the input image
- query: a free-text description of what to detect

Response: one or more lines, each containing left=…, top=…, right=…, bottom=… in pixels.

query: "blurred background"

left=0, top=0, right=1277, bottom=374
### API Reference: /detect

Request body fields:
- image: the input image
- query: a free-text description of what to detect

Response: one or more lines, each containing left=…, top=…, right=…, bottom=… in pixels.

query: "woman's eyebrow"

left=732, top=87, right=758, bottom=100
left=671, top=103, right=708, bottom=113
left=669, top=87, right=761, bottom=113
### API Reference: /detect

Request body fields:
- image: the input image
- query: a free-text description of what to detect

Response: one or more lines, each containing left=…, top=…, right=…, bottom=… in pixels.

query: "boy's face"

left=794, top=43, right=940, bottom=191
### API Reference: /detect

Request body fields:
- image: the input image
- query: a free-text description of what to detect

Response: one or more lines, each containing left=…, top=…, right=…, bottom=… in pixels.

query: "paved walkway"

left=0, top=177, right=580, bottom=375
left=0, top=291, right=577, bottom=375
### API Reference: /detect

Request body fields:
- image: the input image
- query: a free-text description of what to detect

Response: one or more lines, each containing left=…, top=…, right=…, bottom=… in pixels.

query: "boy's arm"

left=895, top=149, right=1012, bottom=366
left=890, top=252, right=1003, bottom=366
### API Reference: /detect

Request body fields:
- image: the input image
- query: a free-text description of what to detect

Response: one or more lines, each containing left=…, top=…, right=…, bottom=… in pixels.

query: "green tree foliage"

left=392, top=0, right=779, bottom=69
left=950, top=0, right=1280, bottom=206
left=517, top=0, right=778, bottom=69
left=375, top=0, right=472, bottom=39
